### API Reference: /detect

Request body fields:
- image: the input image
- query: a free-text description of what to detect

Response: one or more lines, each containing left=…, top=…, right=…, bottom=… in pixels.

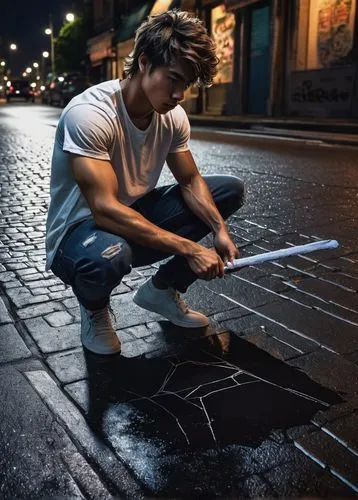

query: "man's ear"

left=138, top=53, right=149, bottom=74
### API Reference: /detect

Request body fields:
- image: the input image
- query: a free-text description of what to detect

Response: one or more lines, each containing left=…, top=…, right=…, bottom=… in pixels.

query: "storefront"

left=288, top=0, right=358, bottom=117
left=87, top=31, right=116, bottom=82
left=194, top=0, right=276, bottom=116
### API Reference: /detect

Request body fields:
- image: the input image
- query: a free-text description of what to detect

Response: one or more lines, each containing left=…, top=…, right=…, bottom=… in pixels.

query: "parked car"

left=44, top=74, right=91, bottom=107
left=6, top=79, right=35, bottom=102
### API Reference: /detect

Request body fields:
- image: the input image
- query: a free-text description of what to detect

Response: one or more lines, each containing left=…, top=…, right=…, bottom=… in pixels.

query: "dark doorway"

left=247, top=1, right=272, bottom=114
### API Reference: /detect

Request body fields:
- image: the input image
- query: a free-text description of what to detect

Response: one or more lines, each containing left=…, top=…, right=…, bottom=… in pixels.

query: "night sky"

left=0, top=1, right=83, bottom=76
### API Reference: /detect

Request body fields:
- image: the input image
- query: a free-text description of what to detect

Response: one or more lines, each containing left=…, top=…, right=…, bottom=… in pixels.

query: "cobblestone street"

left=1, top=102, right=358, bottom=498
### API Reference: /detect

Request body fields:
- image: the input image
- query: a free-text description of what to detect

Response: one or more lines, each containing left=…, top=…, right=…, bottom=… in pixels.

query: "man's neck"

left=120, top=77, right=153, bottom=122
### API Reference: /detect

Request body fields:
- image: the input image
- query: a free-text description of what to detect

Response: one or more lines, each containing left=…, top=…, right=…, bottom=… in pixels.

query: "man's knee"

left=100, top=240, right=133, bottom=285
left=212, top=175, right=245, bottom=217
left=225, top=175, right=245, bottom=210
left=75, top=240, right=133, bottom=290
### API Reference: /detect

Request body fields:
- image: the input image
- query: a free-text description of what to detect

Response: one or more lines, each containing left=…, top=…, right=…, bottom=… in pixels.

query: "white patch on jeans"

left=82, top=233, right=97, bottom=247
left=101, top=243, right=122, bottom=259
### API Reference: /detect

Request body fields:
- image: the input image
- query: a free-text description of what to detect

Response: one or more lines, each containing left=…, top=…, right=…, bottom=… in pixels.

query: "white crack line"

left=203, top=348, right=331, bottom=408
left=153, top=360, right=238, bottom=397
left=123, top=388, right=191, bottom=445
left=200, top=397, right=217, bottom=444
left=184, top=372, right=243, bottom=399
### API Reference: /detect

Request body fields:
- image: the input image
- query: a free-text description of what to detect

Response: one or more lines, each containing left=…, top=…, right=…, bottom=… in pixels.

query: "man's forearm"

left=180, top=175, right=227, bottom=234
left=94, top=201, right=199, bottom=257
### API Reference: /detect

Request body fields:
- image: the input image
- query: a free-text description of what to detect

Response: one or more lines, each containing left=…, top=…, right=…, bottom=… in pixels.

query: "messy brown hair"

left=124, top=9, right=218, bottom=87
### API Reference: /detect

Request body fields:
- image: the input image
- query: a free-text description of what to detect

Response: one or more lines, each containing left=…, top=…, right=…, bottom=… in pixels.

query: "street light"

left=8, top=45, right=17, bottom=77
left=32, top=62, right=40, bottom=82
left=44, top=22, right=55, bottom=77
left=26, top=67, right=32, bottom=73
left=44, top=13, right=75, bottom=78
left=0, top=61, right=6, bottom=91
left=42, top=51, right=50, bottom=84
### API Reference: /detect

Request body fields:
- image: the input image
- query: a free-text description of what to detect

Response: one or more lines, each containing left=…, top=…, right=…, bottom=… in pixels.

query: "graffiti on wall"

left=313, top=0, right=355, bottom=68
left=211, top=5, right=235, bottom=84
left=289, top=65, right=356, bottom=114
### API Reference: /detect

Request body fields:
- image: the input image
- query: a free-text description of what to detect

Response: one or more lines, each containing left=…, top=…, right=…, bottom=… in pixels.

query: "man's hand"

left=213, top=227, right=240, bottom=265
left=186, top=245, right=225, bottom=280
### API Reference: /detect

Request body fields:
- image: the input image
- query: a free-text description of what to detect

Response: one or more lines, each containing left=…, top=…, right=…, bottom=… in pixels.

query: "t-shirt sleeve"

left=62, top=104, right=115, bottom=160
left=169, top=105, right=190, bottom=153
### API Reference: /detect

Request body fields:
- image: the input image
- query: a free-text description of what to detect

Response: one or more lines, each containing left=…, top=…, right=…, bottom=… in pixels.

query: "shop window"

left=211, top=4, right=236, bottom=83
left=295, top=0, right=356, bottom=70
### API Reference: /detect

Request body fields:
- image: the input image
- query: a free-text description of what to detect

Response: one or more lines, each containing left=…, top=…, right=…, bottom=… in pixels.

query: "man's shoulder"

left=59, top=80, right=121, bottom=126
left=170, top=104, right=188, bottom=119
left=64, top=79, right=120, bottom=116
left=85, top=79, right=120, bottom=99
left=162, top=104, right=189, bottom=129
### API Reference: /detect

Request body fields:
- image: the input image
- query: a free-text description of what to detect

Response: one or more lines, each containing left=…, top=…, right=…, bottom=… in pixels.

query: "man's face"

left=139, top=56, right=194, bottom=114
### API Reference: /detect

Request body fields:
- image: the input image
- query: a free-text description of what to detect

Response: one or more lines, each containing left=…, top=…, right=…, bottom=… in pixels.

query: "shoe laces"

left=170, top=289, right=189, bottom=314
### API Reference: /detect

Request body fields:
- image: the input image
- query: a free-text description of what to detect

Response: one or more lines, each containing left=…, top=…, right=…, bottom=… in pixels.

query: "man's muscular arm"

left=70, top=155, right=224, bottom=279
left=166, top=150, right=239, bottom=264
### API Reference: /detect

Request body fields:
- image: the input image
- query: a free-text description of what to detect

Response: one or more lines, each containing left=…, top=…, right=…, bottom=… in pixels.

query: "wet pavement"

left=1, top=101, right=358, bottom=498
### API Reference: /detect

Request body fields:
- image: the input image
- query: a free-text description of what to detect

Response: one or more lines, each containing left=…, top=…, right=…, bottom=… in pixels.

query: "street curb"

left=187, top=114, right=358, bottom=135
left=190, top=124, right=358, bottom=148
left=25, top=370, right=147, bottom=498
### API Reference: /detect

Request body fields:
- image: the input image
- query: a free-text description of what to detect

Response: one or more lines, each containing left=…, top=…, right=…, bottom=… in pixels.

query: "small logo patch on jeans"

left=101, top=243, right=122, bottom=259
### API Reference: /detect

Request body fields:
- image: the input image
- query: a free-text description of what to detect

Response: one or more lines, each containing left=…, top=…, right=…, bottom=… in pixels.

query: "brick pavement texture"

left=0, top=108, right=358, bottom=497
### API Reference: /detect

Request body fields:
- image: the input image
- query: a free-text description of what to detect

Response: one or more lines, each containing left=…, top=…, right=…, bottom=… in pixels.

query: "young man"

left=46, top=9, right=244, bottom=355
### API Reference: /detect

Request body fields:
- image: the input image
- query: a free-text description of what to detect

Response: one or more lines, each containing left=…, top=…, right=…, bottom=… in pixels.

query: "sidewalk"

left=188, top=113, right=358, bottom=146
left=2, top=229, right=358, bottom=497
left=1, top=107, right=358, bottom=497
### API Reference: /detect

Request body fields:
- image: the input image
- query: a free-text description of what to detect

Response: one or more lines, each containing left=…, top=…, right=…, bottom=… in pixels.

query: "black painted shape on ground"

left=83, top=331, right=342, bottom=451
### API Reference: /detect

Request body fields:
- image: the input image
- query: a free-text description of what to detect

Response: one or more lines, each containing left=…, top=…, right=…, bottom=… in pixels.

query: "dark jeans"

left=51, top=175, right=245, bottom=310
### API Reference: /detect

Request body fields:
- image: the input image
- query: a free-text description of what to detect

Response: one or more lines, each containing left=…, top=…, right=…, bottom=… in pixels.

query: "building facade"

left=288, top=0, right=358, bottom=118
left=87, top=0, right=181, bottom=82
left=87, top=0, right=116, bottom=82
left=194, top=0, right=358, bottom=118
left=87, top=0, right=358, bottom=118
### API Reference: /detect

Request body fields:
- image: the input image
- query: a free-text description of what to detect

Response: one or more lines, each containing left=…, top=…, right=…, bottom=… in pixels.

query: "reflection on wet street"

left=61, top=327, right=341, bottom=495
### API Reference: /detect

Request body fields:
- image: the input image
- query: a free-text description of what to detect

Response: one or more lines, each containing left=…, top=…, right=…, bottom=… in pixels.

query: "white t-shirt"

left=45, top=79, right=190, bottom=270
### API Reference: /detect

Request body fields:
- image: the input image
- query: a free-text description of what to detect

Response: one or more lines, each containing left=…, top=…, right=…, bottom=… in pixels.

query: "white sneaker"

left=133, top=278, right=209, bottom=328
left=80, top=304, right=121, bottom=355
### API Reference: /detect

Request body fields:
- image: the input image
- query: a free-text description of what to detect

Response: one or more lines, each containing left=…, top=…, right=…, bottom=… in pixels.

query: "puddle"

left=74, top=330, right=342, bottom=495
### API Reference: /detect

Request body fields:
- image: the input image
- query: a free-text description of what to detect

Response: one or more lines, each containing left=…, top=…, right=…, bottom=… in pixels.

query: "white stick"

left=224, top=239, right=339, bottom=273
